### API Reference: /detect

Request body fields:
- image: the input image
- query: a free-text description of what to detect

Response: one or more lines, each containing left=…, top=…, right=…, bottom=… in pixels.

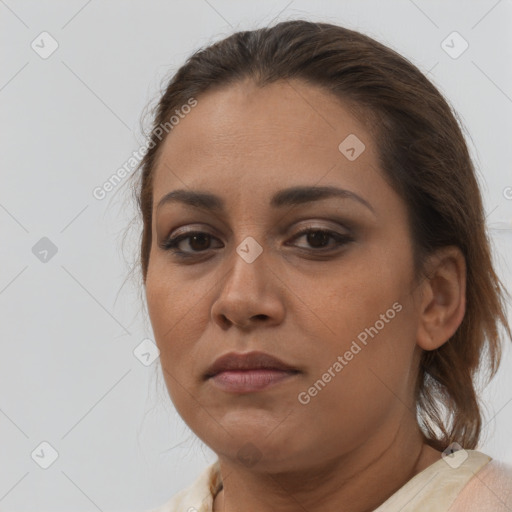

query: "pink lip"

left=210, top=369, right=298, bottom=393
left=204, top=350, right=299, bottom=380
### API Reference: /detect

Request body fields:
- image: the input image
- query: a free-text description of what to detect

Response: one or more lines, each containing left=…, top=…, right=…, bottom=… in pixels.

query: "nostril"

left=252, top=314, right=268, bottom=322
left=220, top=315, right=231, bottom=328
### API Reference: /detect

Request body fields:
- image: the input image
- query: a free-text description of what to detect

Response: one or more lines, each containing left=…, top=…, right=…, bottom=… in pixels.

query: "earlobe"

left=416, top=246, right=466, bottom=351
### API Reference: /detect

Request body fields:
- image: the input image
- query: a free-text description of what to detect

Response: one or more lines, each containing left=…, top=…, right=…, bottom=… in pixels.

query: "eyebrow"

left=156, top=185, right=376, bottom=215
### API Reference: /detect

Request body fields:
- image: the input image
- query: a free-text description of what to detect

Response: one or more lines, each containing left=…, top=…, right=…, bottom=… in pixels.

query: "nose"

left=210, top=245, right=286, bottom=330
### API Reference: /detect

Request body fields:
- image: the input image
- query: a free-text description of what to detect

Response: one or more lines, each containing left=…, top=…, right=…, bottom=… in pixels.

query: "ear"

left=416, top=246, right=466, bottom=351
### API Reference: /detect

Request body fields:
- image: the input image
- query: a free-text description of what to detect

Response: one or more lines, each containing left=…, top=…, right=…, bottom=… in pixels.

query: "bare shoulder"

left=449, top=459, right=512, bottom=512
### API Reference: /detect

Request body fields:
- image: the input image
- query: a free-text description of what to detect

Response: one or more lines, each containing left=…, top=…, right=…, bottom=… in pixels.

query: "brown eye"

left=160, top=231, right=222, bottom=254
left=304, top=230, right=330, bottom=248
left=292, top=228, right=353, bottom=250
left=188, top=233, right=212, bottom=251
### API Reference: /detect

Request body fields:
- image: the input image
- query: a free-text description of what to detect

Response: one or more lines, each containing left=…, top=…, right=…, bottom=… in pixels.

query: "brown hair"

left=128, top=19, right=511, bottom=451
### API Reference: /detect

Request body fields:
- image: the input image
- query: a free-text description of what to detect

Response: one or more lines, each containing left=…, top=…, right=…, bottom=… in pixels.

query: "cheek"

left=145, top=270, right=211, bottom=415
left=145, top=266, right=205, bottom=362
left=296, top=241, right=417, bottom=382
left=302, top=254, right=405, bottom=335
left=295, top=301, right=417, bottom=442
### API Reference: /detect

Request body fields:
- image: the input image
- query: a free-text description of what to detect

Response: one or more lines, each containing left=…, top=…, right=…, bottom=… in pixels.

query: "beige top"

left=147, top=450, right=512, bottom=512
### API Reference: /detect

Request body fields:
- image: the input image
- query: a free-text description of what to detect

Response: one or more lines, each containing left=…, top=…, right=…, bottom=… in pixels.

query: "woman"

left=130, top=19, right=512, bottom=511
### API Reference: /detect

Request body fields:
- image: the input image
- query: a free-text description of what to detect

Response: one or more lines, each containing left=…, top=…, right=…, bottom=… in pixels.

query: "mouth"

left=209, top=368, right=300, bottom=393
left=204, top=351, right=301, bottom=393
left=205, top=350, right=299, bottom=377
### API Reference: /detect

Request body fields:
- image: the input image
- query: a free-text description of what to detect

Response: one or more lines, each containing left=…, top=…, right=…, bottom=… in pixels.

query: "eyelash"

left=160, top=227, right=353, bottom=258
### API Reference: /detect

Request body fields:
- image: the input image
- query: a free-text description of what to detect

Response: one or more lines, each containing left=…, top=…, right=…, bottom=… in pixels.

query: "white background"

left=1, top=1, right=511, bottom=511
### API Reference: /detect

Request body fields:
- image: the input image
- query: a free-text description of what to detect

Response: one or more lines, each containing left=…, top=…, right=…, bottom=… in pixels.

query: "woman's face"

left=145, top=79, right=425, bottom=471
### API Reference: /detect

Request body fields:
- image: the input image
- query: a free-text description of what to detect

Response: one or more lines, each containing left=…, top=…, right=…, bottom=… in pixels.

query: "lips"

left=204, top=351, right=299, bottom=379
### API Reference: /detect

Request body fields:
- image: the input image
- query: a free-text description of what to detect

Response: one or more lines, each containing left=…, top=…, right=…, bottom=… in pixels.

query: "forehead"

left=152, top=79, right=380, bottom=203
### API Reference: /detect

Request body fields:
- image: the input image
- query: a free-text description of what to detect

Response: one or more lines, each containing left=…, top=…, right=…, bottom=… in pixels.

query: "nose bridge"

left=211, top=230, right=285, bottom=328
left=224, top=232, right=267, bottom=294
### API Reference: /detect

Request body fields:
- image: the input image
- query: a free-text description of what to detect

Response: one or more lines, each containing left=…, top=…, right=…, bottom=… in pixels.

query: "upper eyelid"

left=166, top=217, right=354, bottom=237
left=168, top=223, right=350, bottom=240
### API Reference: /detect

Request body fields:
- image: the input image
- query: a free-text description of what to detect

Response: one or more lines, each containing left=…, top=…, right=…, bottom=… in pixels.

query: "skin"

left=144, top=78, right=466, bottom=512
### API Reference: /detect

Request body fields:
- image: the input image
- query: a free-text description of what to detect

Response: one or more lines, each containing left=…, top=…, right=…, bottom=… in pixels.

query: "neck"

left=212, top=425, right=441, bottom=512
